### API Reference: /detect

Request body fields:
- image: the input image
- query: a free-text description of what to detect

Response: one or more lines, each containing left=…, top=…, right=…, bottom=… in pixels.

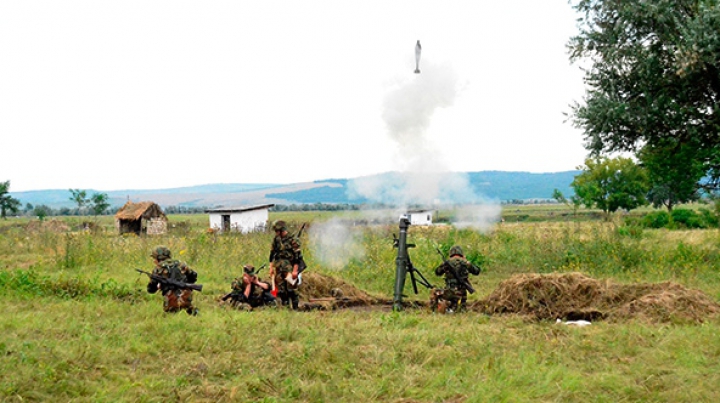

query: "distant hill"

left=9, top=171, right=580, bottom=210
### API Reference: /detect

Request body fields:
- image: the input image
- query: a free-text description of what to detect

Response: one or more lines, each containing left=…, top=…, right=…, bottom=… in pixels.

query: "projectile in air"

left=414, top=40, right=421, bottom=74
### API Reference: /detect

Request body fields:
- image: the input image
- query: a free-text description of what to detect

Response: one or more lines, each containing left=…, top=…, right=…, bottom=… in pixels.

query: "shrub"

left=641, top=211, right=671, bottom=228
left=671, top=208, right=706, bottom=229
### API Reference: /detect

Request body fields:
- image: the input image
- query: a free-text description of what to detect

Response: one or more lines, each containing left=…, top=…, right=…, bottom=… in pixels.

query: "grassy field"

left=1, top=207, right=719, bottom=402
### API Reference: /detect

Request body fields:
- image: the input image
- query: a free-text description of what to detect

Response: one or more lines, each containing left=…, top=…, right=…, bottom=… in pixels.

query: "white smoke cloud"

left=346, top=58, right=502, bottom=231
left=308, top=218, right=365, bottom=270
left=452, top=203, right=502, bottom=233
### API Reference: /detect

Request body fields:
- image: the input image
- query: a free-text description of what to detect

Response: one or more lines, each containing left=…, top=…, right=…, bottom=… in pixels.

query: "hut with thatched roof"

left=115, top=201, right=167, bottom=235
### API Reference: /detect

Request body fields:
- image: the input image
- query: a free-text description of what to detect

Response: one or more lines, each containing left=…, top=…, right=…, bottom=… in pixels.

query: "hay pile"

left=25, top=219, right=70, bottom=233
left=472, top=272, right=720, bottom=323
left=299, top=272, right=386, bottom=309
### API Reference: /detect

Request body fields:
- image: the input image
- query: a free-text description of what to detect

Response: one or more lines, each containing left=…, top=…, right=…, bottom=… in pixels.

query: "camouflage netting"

left=471, top=272, right=720, bottom=324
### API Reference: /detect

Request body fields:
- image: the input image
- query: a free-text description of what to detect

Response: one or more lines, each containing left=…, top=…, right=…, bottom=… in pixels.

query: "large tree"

left=569, top=0, right=720, bottom=187
left=638, top=140, right=705, bottom=211
left=0, top=180, right=21, bottom=219
left=571, top=157, right=649, bottom=217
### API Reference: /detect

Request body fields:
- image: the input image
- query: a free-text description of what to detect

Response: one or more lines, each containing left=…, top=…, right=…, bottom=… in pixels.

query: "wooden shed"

left=115, top=201, right=168, bottom=235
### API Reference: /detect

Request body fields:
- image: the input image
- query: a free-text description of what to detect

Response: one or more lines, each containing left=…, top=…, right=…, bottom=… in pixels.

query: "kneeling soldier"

left=146, top=246, right=199, bottom=315
left=431, top=245, right=481, bottom=313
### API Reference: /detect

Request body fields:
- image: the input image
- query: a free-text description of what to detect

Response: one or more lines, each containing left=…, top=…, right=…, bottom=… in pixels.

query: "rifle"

left=136, top=269, right=203, bottom=292
left=435, top=247, right=475, bottom=294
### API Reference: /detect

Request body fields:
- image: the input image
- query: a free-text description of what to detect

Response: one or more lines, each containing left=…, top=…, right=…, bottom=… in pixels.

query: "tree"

left=89, top=192, right=110, bottom=216
left=69, top=189, right=89, bottom=214
left=571, top=157, right=650, bottom=218
left=568, top=0, right=720, bottom=187
left=0, top=180, right=21, bottom=219
left=638, top=140, right=704, bottom=211
left=33, top=204, right=52, bottom=221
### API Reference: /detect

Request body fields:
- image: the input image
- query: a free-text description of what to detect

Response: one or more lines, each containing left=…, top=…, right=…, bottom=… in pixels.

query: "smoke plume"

left=308, top=218, right=365, bottom=270
left=348, top=59, right=501, bottom=231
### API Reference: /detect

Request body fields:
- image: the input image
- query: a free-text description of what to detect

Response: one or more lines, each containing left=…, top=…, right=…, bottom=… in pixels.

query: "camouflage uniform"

left=228, top=265, right=276, bottom=310
left=269, top=220, right=304, bottom=309
left=431, top=246, right=481, bottom=313
left=147, top=246, right=199, bottom=315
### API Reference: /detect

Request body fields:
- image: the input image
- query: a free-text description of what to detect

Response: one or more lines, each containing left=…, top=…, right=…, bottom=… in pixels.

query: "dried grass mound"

left=25, top=219, right=70, bottom=233
left=472, top=272, right=720, bottom=324
left=299, top=272, right=382, bottom=308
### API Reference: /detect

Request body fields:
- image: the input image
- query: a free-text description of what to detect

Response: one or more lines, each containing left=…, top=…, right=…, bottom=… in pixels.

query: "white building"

left=206, top=204, right=275, bottom=233
left=406, top=209, right=434, bottom=226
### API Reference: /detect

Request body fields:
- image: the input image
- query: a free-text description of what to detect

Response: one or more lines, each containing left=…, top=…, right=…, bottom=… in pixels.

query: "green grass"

left=1, top=210, right=719, bottom=402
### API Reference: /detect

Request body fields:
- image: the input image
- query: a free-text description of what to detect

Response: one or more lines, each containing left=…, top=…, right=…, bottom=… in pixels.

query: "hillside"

left=9, top=170, right=579, bottom=210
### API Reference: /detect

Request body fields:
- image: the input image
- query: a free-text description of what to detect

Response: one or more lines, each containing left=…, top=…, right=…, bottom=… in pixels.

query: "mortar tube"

left=393, top=217, right=411, bottom=311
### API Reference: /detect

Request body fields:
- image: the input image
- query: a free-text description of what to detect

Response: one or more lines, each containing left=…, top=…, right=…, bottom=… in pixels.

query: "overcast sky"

left=1, top=1, right=589, bottom=192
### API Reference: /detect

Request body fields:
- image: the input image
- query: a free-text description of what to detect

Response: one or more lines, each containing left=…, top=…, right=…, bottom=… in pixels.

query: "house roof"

left=407, top=208, right=434, bottom=214
left=115, top=201, right=167, bottom=221
left=205, top=204, right=275, bottom=214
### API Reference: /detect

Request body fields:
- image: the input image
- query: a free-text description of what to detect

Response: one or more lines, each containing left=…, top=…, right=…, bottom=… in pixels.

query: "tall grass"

left=1, top=215, right=719, bottom=401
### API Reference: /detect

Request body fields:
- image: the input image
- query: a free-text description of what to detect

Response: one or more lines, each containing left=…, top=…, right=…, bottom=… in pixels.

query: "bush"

left=642, top=211, right=671, bottom=228
left=699, top=208, right=719, bottom=228
left=671, top=208, right=706, bottom=229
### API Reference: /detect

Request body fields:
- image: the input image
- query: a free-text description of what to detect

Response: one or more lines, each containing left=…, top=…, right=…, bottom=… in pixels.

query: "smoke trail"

left=308, top=218, right=365, bottom=270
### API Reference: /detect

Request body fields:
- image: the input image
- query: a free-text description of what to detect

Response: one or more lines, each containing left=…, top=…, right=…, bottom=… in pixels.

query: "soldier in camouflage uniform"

left=268, top=220, right=304, bottom=310
left=430, top=245, right=481, bottom=313
left=146, top=246, right=199, bottom=315
left=227, top=264, right=276, bottom=310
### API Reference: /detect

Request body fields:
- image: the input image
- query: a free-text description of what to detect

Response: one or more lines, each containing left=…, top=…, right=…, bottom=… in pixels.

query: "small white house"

left=206, top=204, right=275, bottom=233
left=406, top=209, right=434, bottom=226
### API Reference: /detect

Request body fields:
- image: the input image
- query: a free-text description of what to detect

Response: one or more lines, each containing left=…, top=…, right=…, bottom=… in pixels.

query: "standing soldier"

left=431, top=245, right=481, bottom=313
left=225, top=264, right=275, bottom=310
left=146, top=246, right=199, bottom=315
left=268, top=220, right=304, bottom=310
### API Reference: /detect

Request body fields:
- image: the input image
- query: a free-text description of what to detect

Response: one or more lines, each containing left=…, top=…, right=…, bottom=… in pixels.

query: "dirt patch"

left=300, top=272, right=720, bottom=323
left=472, top=272, right=720, bottom=324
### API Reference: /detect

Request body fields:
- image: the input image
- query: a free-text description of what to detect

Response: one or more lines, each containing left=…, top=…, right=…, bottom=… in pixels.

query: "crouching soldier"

left=224, top=265, right=276, bottom=310
left=146, top=246, right=199, bottom=315
left=430, top=245, right=481, bottom=313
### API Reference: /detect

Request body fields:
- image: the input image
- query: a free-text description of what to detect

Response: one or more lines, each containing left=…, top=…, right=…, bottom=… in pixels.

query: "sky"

left=0, top=1, right=589, bottom=193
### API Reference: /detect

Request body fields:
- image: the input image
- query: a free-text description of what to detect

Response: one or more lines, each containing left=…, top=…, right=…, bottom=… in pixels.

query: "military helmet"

left=449, top=245, right=464, bottom=257
left=272, top=220, right=287, bottom=232
left=243, top=264, right=256, bottom=275
left=151, top=246, right=172, bottom=260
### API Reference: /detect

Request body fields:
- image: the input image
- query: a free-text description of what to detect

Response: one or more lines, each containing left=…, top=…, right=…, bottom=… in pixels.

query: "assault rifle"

left=435, top=247, right=475, bottom=294
left=136, top=269, right=203, bottom=292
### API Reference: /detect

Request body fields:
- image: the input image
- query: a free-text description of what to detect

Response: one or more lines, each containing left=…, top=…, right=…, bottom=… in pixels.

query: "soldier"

left=431, top=245, right=481, bottom=313
left=268, top=220, right=304, bottom=310
left=146, top=246, right=199, bottom=315
left=226, top=264, right=275, bottom=310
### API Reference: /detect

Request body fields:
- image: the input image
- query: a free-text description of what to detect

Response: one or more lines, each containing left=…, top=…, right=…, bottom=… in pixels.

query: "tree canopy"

left=569, top=0, right=720, bottom=187
left=571, top=157, right=649, bottom=216
left=0, top=180, right=21, bottom=219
